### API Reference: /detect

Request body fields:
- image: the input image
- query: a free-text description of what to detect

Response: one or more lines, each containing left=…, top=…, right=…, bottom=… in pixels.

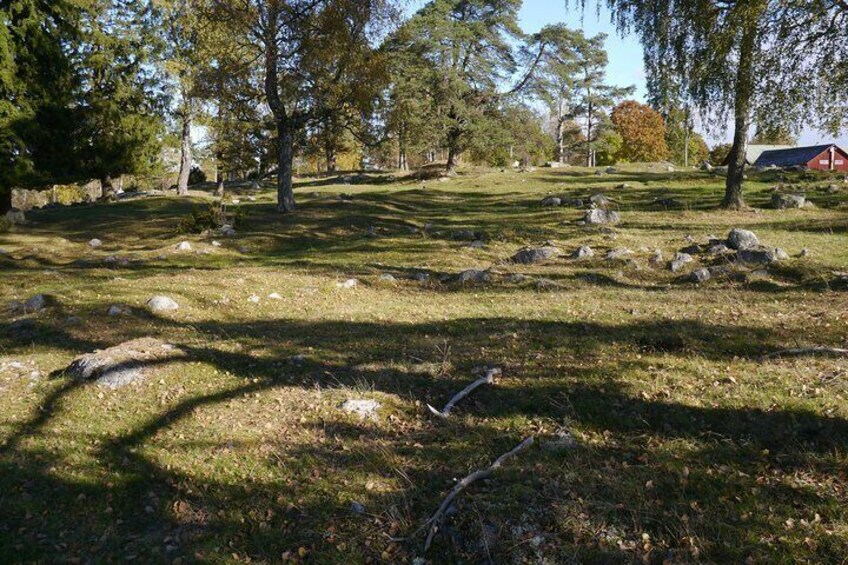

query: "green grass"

left=1, top=165, right=847, bottom=563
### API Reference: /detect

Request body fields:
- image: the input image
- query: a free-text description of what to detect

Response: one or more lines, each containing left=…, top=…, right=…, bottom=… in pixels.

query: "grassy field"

left=1, top=165, right=847, bottom=564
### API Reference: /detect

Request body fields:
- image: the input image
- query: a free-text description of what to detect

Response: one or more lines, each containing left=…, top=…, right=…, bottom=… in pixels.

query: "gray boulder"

left=146, top=295, right=179, bottom=312
left=378, top=274, right=397, bottom=282
left=771, top=193, right=806, bottom=209
left=175, top=241, right=193, bottom=251
left=540, top=196, right=562, bottom=207
left=727, top=228, right=759, bottom=250
left=455, top=269, right=491, bottom=284
left=589, top=193, right=611, bottom=208
left=585, top=209, right=621, bottom=225
left=89, top=239, right=103, bottom=249
left=737, top=247, right=787, bottom=265
left=707, top=244, right=730, bottom=255
left=571, top=246, right=594, bottom=260
left=510, top=246, right=561, bottom=265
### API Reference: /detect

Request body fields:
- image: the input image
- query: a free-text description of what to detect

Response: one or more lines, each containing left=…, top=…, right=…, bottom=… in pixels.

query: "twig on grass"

left=427, top=368, right=501, bottom=418
left=761, top=347, right=848, bottom=361
left=424, top=436, right=534, bottom=552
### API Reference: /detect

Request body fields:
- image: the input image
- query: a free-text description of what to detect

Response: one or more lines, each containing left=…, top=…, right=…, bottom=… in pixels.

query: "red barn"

left=754, top=144, right=848, bottom=171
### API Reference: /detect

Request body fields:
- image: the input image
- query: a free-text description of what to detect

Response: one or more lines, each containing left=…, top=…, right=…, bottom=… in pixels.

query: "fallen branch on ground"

left=761, top=347, right=848, bottom=361
left=427, top=368, right=500, bottom=418
left=424, top=436, right=534, bottom=552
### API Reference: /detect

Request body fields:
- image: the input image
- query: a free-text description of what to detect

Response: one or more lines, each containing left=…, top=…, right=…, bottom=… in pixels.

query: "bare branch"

left=761, top=347, right=848, bottom=361
left=427, top=368, right=500, bottom=418
left=423, top=436, right=534, bottom=552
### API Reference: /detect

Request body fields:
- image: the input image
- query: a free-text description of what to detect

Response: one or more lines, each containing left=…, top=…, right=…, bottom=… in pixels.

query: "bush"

left=188, top=166, right=207, bottom=186
left=0, top=217, right=11, bottom=233
left=177, top=202, right=234, bottom=234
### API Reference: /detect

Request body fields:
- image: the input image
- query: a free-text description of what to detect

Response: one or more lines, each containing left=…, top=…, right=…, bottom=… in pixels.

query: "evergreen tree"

left=569, top=33, right=632, bottom=167
left=400, top=0, right=546, bottom=175
left=0, top=0, right=82, bottom=211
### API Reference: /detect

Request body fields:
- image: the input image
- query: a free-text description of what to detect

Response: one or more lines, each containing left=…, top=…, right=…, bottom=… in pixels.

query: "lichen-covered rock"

left=669, top=253, right=695, bottom=273
left=341, top=399, right=381, bottom=419
left=691, top=268, right=711, bottom=283
left=66, top=337, right=184, bottom=389
left=146, top=295, right=179, bottom=312
left=585, top=209, right=621, bottom=225
left=454, top=269, right=491, bottom=284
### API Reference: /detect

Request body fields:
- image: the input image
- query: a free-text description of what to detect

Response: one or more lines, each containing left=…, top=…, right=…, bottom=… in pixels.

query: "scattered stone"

left=606, top=248, right=633, bottom=261
left=468, top=240, right=486, bottom=249
left=680, top=245, right=701, bottom=255
left=510, top=246, right=561, bottom=265
left=584, top=209, right=621, bottom=225
left=605, top=166, right=617, bottom=174
left=506, top=274, right=528, bottom=283
left=690, top=268, right=712, bottom=283
left=378, top=273, right=397, bottom=282
left=351, top=502, right=367, bottom=515
left=24, top=294, right=49, bottom=313
left=571, top=246, right=594, bottom=260
left=615, top=183, right=631, bottom=190
left=540, top=196, right=562, bottom=207
left=89, top=238, right=103, bottom=249
left=544, top=429, right=577, bottom=452
left=412, top=272, right=430, bottom=282
left=248, top=294, right=261, bottom=304
left=268, top=292, right=283, bottom=299
left=107, top=305, right=131, bottom=317
left=64, top=316, right=83, bottom=326
left=66, top=337, right=184, bottom=389
left=341, top=399, right=381, bottom=419
left=727, top=228, right=759, bottom=250
left=338, top=279, right=359, bottom=289
left=771, top=193, right=806, bottom=209
left=211, top=241, right=222, bottom=247
left=649, top=249, right=664, bottom=265
left=799, top=248, right=811, bottom=258
left=218, top=225, right=236, bottom=237
left=669, top=253, right=694, bottom=273
left=146, top=295, right=179, bottom=313
left=176, top=241, right=193, bottom=251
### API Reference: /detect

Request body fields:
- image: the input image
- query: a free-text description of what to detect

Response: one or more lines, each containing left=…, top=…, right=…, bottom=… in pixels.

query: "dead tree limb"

left=424, top=436, right=534, bottom=552
left=761, top=347, right=848, bottom=361
left=427, top=368, right=501, bottom=418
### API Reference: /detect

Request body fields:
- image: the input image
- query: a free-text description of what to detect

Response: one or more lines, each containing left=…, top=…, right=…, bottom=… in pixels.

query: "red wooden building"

left=754, top=144, right=848, bottom=171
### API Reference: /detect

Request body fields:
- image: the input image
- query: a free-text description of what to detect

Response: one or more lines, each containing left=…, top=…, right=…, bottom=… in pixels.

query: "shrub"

left=177, top=202, right=232, bottom=234
left=0, top=217, right=11, bottom=233
left=188, top=166, right=207, bottom=185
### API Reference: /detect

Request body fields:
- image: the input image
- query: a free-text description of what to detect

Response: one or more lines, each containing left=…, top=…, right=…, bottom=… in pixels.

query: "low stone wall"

left=12, top=180, right=103, bottom=211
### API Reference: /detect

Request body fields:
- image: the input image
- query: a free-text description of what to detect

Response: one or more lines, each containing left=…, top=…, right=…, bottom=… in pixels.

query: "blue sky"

left=407, top=0, right=848, bottom=147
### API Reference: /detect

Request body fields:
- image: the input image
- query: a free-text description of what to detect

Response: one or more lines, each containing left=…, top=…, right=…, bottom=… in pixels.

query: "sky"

left=407, top=0, right=848, bottom=148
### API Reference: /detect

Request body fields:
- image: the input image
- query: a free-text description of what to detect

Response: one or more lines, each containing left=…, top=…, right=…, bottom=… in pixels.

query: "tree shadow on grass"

left=1, top=314, right=847, bottom=562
